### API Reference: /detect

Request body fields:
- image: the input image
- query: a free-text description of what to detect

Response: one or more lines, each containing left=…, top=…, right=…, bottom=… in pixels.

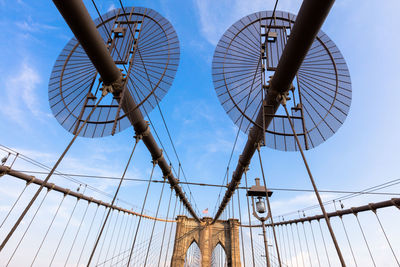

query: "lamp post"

left=247, top=178, right=273, bottom=267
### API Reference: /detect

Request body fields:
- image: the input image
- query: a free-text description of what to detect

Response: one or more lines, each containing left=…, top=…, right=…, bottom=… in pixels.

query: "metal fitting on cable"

left=276, top=91, right=291, bottom=105
left=27, top=176, right=35, bottom=185
left=368, top=203, right=377, bottom=213
left=391, top=198, right=400, bottom=210
left=0, top=167, right=8, bottom=177
left=64, top=189, right=71, bottom=197
left=152, top=149, right=163, bottom=165
left=47, top=183, right=56, bottom=192
left=135, top=122, right=150, bottom=140
left=101, top=70, right=125, bottom=96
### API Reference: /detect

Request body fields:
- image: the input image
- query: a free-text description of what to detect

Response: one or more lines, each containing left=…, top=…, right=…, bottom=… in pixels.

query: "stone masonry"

left=171, top=216, right=241, bottom=266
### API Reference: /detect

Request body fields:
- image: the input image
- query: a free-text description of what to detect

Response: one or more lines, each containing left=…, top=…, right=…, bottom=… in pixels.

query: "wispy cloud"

left=193, top=0, right=302, bottom=45
left=15, top=16, right=58, bottom=33
left=107, top=3, right=116, bottom=12
left=0, top=61, right=51, bottom=127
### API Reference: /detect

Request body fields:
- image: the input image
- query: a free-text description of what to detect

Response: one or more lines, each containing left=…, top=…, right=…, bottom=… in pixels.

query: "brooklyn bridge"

left=0, top=0, right=399, bottom=266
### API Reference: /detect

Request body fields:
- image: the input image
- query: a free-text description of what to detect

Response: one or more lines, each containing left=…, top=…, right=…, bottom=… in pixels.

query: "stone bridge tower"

left=171, top=216, right=241, bottom=266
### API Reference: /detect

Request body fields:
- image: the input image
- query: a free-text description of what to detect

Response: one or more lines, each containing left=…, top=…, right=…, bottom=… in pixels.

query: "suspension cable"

left=309, top=220, right=321, bottom=267
left=372, top=209, right=399, bottom=266
left=144, top=181, right=166, bottom=266
left=164, top=195, right=178, bottom=267
left=237, top=187, right=246, bottom=266
left=0, top=183, right=28, bottom=229
left=115, top=0, right=201, bottom=216
left=6, top=189, right=50, bottom=266
left=334, top=201, right=358, bottom=267
left=64, top=199, right=90, bottom=266
left=353, top=212, right=376, bottom=266
left=87, top=138, right=138, bottom=265
left=49, top=198, right=80, bottom=265
left=157, top=188, right=173, bottom=267
left=127, top=161, right=156, bottom=265
left=30, top=193, right=67, bottom=266
left=299, top=214, right=312, bottom=267
left=318, top=220, right=331, bottom=267
left=76, top=204, right=100, bottom=266
left=0, top=94, right=104, bottom=252
left=281, top=101, right=345, bottom=265
left=257, top=145, right=282, bottom=266
left=244, top=170, right=256, bottom=267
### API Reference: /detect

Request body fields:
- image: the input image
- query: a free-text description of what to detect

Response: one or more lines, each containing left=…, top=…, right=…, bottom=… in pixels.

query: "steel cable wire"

left=0, top=94, right=105, bottom=252
left=6, top=189, right=50, bottom=266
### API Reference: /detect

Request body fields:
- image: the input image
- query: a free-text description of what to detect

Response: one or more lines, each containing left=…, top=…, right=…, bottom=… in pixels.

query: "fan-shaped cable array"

left=49, top=7, right=180, bottom=138
left=212, top=11, right=351, bottom=151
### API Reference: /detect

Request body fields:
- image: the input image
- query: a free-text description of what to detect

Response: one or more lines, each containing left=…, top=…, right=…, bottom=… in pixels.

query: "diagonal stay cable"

left=127, top=161, right=156, bottom=265
left=213, top=0, right=280, bottom=216
left=86, top=137, right=139, bottom=265
left=281, top=99, right=346, bottom=266
left=256, top=144, right=282, bottom=266
left=115, top=0, right=200, bottom=215
left=0, top=94, right=105, bottom=252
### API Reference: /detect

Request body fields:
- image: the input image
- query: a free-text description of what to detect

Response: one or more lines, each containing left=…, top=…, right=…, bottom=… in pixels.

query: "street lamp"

left=247, top=178, right=273, bottom=267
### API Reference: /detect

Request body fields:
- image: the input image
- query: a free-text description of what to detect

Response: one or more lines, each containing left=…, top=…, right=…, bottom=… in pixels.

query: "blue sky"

left=1, top=0, right=400, bottom=266
left=1, top=0, right=400, bottom=224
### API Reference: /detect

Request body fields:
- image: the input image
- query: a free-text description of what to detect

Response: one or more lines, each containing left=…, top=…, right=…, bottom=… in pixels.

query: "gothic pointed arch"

left=211, top=242, right=227, bottom=267
left=184, top=240, right=202, bottom=267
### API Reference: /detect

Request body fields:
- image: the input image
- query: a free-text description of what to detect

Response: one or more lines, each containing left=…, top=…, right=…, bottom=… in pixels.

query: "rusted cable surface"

left=0, top=166, right=175, bottom=223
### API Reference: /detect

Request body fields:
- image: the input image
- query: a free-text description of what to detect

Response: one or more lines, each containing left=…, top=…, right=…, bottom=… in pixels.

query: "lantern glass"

left=256, top=197, right=266, bottom=214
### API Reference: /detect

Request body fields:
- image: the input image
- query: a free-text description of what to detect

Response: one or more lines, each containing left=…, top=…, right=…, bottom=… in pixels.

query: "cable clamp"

left=47, top=183, right=55, bottom=192
left=350, top=207, right=358, bottom=216
left=368, top=203, right=377, bottom=213
left=135, top=122, right=150, bottom=140
left=100, top=73, right=126, bottom=97
left=0, top=166, right=9, bottom=177
left=152, top=149, right=163, bottom=165
left=276, top=90, right=291, bottom=105
left=26, top=176, right=35, bottom=185
left=391, top=198, right=400, bottom=210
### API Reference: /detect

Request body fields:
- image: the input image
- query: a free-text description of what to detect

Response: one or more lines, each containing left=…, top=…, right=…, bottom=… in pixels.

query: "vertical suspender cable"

left=309, top=221, right=321, bottom=267
left=295, top=222, right=305, bottom=266
left=127, top=162, right=156, bottom=265
left=49, top=198, right=80, bottom=265
left=334, top=201, right=358, bottom=267
left=373, top=209, right=399, bottom=266
left=87, top=138, right=138, bottom=265
left=244, top=170, right=256, bottom=267
left=157, top=188, right=173, bottom=267
left=0, top=95, right=104, bottom=252
left=64, top=201, right=90, bottom=266
left=318, top=220, right=331, bottom=267
left=290, top=223, right=299, bottom=267
left=144, top=181, right=166, bottom=266
left=164, top=195, right=178, bottom=267
left=237, top=189, right=246, bottom=266
left=76, top=204, right=100, bottom=266
left=6, top=189, right=50, bottom=266
left=353, top=212, right=376, bottom=266
left=281, top=102, right=345, bottom=266
left=30, top=193, right=67, bottom=266
left=0, top=184, right=28, bottom=229
left=257, top=146, right=282, bottom=266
